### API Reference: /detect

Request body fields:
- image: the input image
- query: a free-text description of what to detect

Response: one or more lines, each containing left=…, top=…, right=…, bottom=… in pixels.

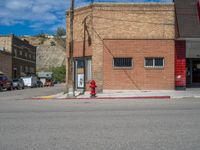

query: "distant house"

left=0, top=35, right=36, bottom=79
left=47, top=35, right=54, bottom=39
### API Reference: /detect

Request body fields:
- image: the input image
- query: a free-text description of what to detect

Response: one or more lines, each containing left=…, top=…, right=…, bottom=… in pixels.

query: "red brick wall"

left=73, top=41, right=92, bottom=58
left=175, top=40, right=186, bottom=88
left=66, top=41, right=92, bottom=58
left=103, top=40, right=175, bottom=90
left=0, top=52, right=12, bottom=78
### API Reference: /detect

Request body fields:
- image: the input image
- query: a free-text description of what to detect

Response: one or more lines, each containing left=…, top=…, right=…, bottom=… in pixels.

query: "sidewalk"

left=77, top=89, right=200, bottom=99
left=32, top=88, right=200, bottom=100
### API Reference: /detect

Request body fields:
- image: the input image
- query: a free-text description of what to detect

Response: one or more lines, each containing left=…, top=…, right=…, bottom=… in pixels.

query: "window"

left=75, top=58, right=92, bottom=82
left=25, top=66, right=28, bottom=72
left=14, top=49, right=17, bottom=56
left=86, top=59, right=92, bottom=81
left=29, top=54, right=32, bottom=59
left=20, top=65, right=23, bottom=72
left=30, top=67, right=34, bottom=73
left=113, top=58, right=132, bottom=68
left=19, top=50, right=22, bottom=56
left=144, top=57, right=164, bottom=68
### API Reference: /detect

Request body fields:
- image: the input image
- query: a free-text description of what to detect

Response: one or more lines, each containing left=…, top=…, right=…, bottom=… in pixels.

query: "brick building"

left=0, top=35, right=36, bottom=79
left=0, top=50, right=12, bottom=78
left=66, top=3, right=175, bottom=92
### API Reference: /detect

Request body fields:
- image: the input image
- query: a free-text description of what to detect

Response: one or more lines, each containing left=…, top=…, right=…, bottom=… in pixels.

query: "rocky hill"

left=22, top=36, right=66, bottom=71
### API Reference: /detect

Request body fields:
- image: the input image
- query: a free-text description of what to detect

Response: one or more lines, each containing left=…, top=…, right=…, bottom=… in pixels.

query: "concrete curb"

left=32, top=96, right=171, bottom=100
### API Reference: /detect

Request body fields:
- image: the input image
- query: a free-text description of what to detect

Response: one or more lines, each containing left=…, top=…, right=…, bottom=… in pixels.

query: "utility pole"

left=82, top=17, right=87, bottom=94
left=67, top=0, right=75, bottom=97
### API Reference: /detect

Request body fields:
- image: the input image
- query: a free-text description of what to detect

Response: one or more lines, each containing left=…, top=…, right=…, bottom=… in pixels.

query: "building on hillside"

left=66, top=3, right=175, bottom=92
left=175, top=0, right=200, bottom=89
left=0, top=35, right=36, bottom=79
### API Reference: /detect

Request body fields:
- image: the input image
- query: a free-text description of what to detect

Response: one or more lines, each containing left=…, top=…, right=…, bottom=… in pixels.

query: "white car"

left=21, top=76, right=37, bottom=88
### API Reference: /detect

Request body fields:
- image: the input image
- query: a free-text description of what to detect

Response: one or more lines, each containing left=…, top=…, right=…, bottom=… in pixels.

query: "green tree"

left=56, top=27, right=66, bottom=37
left=50, top=65, right=66, bottom=82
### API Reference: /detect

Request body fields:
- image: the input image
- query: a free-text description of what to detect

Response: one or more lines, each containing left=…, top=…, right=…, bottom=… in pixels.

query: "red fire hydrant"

left=90, top=80, right=97, bottom=98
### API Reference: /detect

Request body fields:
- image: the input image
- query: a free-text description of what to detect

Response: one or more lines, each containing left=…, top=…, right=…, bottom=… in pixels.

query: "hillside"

left=22, top=36, right=66, bottom=71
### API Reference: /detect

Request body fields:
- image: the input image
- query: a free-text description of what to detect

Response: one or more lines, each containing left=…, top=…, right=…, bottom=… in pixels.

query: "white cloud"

left=0, top=0, right=70, bottom=29
left=0, top=18, right=23, bottom=26
left=5, top=0, right=32, bottom=10
left=0, top=0, right=172, bottom=34
left=32, top=5, right=51, bottom=13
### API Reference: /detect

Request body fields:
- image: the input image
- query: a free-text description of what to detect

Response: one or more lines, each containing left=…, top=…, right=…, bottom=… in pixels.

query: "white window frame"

left=144, top=57, right=164, bottom=68
left=86, top=59, right=92, bottom=81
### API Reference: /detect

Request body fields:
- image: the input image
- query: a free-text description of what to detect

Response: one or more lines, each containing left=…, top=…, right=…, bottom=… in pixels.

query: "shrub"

left=49, top=65, right=66, bottom=82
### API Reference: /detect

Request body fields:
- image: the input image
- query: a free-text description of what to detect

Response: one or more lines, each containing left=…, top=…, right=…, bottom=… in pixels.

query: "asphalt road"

left=0, top=86, right=200, bottom=150
left=0, top=83, right=66, bottom=100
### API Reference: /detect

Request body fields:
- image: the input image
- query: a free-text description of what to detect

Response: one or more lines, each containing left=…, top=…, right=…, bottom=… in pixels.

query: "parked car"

left=21, top=76, right=37, bottom=88
left=12, top=78, right=25, bottom=90
left=53, top=80, right=61, bottom=84
left=36, top=80, right=43, bottom=88
left=0, top=75, right=13, bottom=91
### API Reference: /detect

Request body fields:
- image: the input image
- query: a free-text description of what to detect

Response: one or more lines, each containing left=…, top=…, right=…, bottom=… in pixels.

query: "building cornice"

left=66, top=2, right=174, bottom=16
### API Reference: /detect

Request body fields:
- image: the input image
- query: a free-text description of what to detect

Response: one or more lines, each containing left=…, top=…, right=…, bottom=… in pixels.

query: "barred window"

left=144, top=57, right=164, bottom=68
left=113, top=58, right=132, bottom=68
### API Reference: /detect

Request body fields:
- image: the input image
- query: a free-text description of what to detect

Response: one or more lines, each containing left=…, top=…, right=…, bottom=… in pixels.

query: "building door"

left=192, top=60, right=200, bottom=83
left=74, top=58, right=92, bottom=90
left=75, top=59, right=84, bottom=90
left=186, top=59, right=200, bottom=87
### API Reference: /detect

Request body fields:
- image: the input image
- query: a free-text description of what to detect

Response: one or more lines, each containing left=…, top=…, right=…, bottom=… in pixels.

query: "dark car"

left=53, top=80, right=61, bottom=84
left=12, top=78, right=25, bottom=90
left=0, top=75, right=13, bottom=92
left=36, top=80, right=43, bottom=88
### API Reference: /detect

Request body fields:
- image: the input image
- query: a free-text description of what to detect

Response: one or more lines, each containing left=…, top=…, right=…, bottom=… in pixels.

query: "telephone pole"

left=82, top=17, right=87, bottom=94
left=67, top=0, right=75, bottom=97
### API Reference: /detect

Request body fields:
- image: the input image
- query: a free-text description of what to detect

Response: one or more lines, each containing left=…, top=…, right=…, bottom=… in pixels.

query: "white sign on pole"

left=77, top=74, right=84, bottom=88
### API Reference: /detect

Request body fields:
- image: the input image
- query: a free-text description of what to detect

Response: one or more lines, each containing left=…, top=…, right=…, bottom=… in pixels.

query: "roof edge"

left=66, top=2, right=174, bottom=15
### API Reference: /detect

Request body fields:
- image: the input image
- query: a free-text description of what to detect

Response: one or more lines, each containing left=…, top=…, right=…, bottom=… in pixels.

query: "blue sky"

left=0, top=0, right=172, bottom=36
